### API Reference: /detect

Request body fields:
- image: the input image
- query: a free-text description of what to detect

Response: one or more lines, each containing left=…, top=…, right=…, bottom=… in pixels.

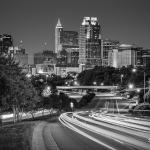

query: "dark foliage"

left=0, top=55, right=40, bottom=114
left=77, top=66, right=150, bottom=88
left=78, top=93, right=95, bottom=108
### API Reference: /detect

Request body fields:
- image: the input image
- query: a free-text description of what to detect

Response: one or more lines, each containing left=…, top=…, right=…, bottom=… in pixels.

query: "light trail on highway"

left=59, top=111, right=150, bottom=150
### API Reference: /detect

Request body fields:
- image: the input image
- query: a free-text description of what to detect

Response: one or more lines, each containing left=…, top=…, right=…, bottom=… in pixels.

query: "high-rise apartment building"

left=79, top=17, right=102, bottom=69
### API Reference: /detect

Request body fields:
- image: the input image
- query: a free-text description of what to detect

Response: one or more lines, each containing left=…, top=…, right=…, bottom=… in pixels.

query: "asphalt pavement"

left=31, top=114, right=150, bottom=150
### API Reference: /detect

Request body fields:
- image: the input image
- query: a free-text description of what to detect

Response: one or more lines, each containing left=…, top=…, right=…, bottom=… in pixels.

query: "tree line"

left=0, top=55, right=95, bottom=122
left=0, top=55, right=40, bottom=122
left=77, top=65, right=150, bottom=103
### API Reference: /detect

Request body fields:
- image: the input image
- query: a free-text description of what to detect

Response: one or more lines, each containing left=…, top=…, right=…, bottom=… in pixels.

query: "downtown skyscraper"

left=78, top=17, right=102, bottom=69
left=55, top=18, right=63, bottom=54
left=55, top=18, right=78, bottom=54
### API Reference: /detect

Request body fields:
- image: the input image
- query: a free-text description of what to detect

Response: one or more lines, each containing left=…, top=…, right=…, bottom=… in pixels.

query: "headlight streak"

left=90, top=114, right=150, bottom=132
left=59, top=114, right=118, bottom=150
left=59, top=112, right=150, bottom=150
left=75, top=113, right=150, bottom=139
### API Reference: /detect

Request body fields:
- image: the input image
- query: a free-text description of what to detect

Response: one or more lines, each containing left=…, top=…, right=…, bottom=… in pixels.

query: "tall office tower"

left=55, top=18, right=63, bottom=54
left=79, top=17, right=102, bottom=69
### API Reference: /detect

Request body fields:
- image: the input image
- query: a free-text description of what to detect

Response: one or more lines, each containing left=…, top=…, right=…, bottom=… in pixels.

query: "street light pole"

left=121, top=74, right=123, bottom=84
left=0, top=38, right=3, bottom=54
left=46, top=74, right=48, bottom=84
left=132, top=68, right=146, bottom=103
left=144, top=71, right=146, bottom=103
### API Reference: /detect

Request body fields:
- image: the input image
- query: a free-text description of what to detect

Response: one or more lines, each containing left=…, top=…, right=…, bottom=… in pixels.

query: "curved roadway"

left=32, top=112, right=150, bottom=150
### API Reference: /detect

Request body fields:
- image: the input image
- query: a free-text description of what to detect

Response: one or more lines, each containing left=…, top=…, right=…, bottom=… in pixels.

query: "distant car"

left=133, top=103, right=150, bottom=116
left=128, top=101, right=138, bottom=113
left=129, top=101, right=137, bottom=109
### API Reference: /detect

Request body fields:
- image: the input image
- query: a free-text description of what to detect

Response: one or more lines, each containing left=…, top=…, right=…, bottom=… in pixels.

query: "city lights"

left=93, top=81, right=97, bottom=85
left=132, top=68, right=137, bottom=73
left=136, top=88, right=141, bottom=93
left=1, top=2, right=150, bottom=150
left=26, top=73, right=31, bottom=78
left=74, top=81, right=78, bottom=86
left=101, top=83, right=104, bottom=86
left=128, top=84, right=134, bottom=89
left=38, top=69, right=43, bottom=74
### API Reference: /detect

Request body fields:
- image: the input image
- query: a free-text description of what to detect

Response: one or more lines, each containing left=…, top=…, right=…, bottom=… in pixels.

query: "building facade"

left=0, top=34, right=13, bottom=55
left=142, top=49, right=150, bottom=67
left=102, top=39, right=119, bottom=66
left=8, top=46, right=28, bottom=65
left=61, top=31, right=78, bottom=47
left=55, top=18, right=63, bottom=54
left=108, top=44, right=141, bottom=68
left=34, top=50, right=56, bottom=65
left=78, top=17, right=102, bottom=69
left=66, top=48, right=79, bottom=67
left=133, top=47, right=143, bottom=66
left=55, top=18, right=79, bottom=71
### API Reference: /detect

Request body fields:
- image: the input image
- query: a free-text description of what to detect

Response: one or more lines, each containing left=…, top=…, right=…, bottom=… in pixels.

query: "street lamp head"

left=93, top=81, right=97, bottom=85
left=74, top=81, right=78, bottom=86
left=136, top=88, right=141, bottom=93
left=47, top=86, right=50, bottom=91
left=121, top=74, right=124, bottom=77
left=101, top=82, right=104, bottom=86
left=132, top=68, right=136, bottom=73
left=26, top=74, right=31, bottom=78
left=128, top=84, right=134, bottom=89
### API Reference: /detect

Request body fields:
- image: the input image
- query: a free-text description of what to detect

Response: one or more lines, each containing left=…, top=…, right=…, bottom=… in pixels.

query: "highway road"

left=32, top=111, right=150, bottom=150
left=32, top=120, right=103, bottom=150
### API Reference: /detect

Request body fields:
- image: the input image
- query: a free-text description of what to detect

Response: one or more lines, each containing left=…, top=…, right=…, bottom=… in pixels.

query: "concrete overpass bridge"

left=57, top=86, right=118, bottom=91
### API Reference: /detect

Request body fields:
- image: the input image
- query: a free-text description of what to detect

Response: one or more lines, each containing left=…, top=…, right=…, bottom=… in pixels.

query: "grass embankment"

left=0, top=121, right=36, bottom=150
left=0, top=113, right=59, bottom=150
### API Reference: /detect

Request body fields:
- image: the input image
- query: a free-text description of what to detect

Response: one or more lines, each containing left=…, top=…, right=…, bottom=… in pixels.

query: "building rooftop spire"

left=56, top=18, right=63, bottom=28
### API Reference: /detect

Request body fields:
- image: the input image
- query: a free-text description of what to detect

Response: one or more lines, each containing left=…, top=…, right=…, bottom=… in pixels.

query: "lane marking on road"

left=74, top=113, right=150, bottom=141
left=90, top=114, right=150, bottom=133
left=61, top=113, right=150, bottom=150
left=59, top=115, right=117, bottom=150
left=62, top=113, right=125, bottom=144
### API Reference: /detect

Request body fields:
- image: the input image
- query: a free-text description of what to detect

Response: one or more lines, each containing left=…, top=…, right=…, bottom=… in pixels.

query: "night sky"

left=0, top=0, right=150, bottom=64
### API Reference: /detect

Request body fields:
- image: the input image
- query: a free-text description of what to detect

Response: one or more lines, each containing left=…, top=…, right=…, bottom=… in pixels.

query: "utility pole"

left=144, top=71, right=146, bottom=103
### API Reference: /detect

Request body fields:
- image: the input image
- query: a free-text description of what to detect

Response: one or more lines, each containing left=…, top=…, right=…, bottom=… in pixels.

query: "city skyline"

left=0, top=0, right=150, bottom=64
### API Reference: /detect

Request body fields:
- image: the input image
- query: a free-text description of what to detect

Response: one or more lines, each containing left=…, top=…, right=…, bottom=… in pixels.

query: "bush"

left=132, top=103, right=150, bottom=116
left=78, top=93, right=95, bottom=108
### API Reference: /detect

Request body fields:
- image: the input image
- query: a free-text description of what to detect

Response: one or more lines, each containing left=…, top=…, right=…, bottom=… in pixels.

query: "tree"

left=144, top=80, right=150, bottom=103
left=0, top=55, right=40, bottom=122
left=144, top=90, right=150, bottom=103
left=78, top=93, right=95, bottom=108
left=59, top=92, right=70, bottom=111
